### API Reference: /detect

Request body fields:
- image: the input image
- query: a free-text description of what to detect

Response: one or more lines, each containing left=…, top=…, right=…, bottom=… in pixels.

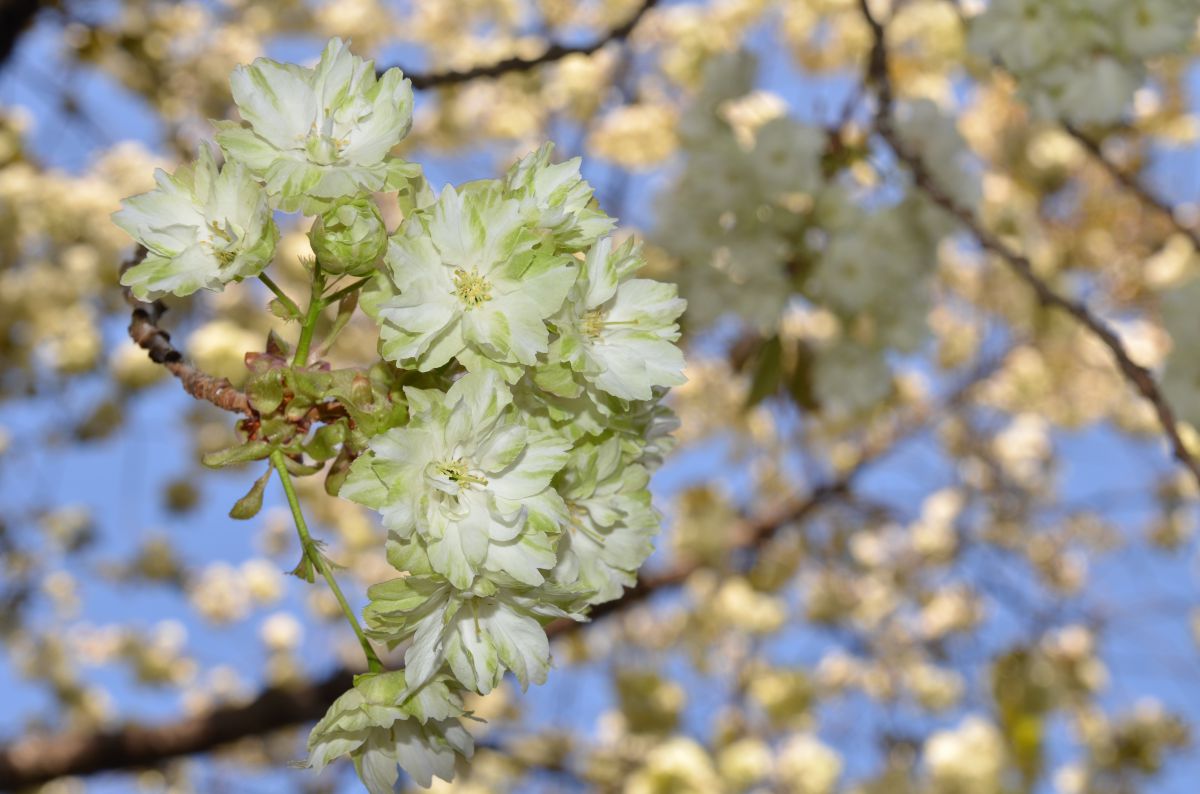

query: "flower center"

left=453, top=267, right=493, bottom=308
left=434, top=458, right=488, bottom=488
left=204, top=220, right=239, bottom=265
left=582, top=308, right=606, bottom=338
left=303, top=112, right=348, bottom=165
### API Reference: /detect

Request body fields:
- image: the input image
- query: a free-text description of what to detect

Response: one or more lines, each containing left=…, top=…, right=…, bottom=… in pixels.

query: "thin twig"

left=121, top=249, right=254, bottom=417
left=389, top=0, right=660, bottom=89
left=855, top=0, right=1200, bottom=491
left=0, top=484, right=838, bottom=788
left=1063, top=124, right=1200, bottom=244
left=0, top=359, right=998, bottom=787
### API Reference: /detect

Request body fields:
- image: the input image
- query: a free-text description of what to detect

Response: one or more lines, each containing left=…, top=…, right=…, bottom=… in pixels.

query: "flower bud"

left=309, top=197, right=387, bottom=275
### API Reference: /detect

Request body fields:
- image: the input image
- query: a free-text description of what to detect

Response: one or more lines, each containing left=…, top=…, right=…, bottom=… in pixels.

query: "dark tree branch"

left=0, top=671, right=352, bottom=789
left=0, top=354, right=1005, bottom=789
left=0, top=485, right=863, bottom=789
left=0, top=486, right=839, bottom=790
left=0, top=0, right=48, bottom=69
left=389, top=0, right=659, bottom=89
left=120, top=5, right=666, bottom=413
left=855, top=0, right=1200, bottom=491
left=121, top=249, right=254, bottom=417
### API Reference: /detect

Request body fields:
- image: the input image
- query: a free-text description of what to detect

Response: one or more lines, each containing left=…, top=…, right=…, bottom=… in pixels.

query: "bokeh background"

left=3, top=0, right=1200, bottom=792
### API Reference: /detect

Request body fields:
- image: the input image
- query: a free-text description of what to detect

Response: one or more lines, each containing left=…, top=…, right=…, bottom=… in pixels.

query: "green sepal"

left=269, top=298, right=298, bottom=322
left=256, top=414, right=298, bottom=447
left=291, top=368, right=336, bottom=401
left=282, top=454, right=324, bottom=476
left=202, top=440, right=273, bottom=469
left=290, top=549, right=317, bottom=583
left=324, top=445, right=355, bottom=497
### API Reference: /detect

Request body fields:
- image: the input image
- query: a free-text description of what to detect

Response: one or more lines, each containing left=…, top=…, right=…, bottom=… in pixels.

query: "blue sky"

left=3, top=7, right=1200, bottom=793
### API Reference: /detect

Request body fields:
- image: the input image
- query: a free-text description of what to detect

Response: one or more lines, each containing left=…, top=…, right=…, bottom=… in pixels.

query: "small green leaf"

left=229, top=468, right=272, bottom=520
left=265, top=329, right=292, bottom=358
left=304, top=422, right=346, bottom=461
left=269, top=298, right=298, bottom=322
left=292, top=369, right=334, bottom=399
left=246, top=372, right=285, bottom=414
left=285, top=396, right=316, bottom=423
left=324, top=446, right=354, bottom=496
left=202, top=440, right=273, bottom=469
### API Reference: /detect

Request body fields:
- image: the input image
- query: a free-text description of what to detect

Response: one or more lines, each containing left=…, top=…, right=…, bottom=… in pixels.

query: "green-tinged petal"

left=114, top=143, right=275, bottom=300
left=479, top=599, right=551, bottom=690
left=221, top=37, right=414, bottom=209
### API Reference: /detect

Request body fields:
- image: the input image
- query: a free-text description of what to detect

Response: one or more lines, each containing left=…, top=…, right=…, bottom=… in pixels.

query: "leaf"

left=202, top=440, right=273, bottom=469
left=786, top=339, right=820, bottom=411
left=305, top=422, right=346, bottom=461
left=746, top=335, right=783, bottom=408
left=229, top=467, right=272, bottom=520
left=292, top=368, right=335, bottom=400
left=269, top=298, right=298, bottom=322
left=246, top=372, right=285, bottom=414
left=325, top=445, right=355, bottom=496
left=266, top=329, right=292, bottom=357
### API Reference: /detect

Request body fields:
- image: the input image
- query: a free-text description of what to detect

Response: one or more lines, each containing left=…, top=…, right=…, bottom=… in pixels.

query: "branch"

left=121, top=249, right=254, bottom=417
left=855, top=0, right=1200, bottom=491
left=1063, top=124, right=1200, bottom=246
left=0, top=0, right=45, bottom=69
left=0, top=353, right=1002, bottom=789
left=0, top=490, right=852, bottom=789
left=388, top=0, right=659, bottom=89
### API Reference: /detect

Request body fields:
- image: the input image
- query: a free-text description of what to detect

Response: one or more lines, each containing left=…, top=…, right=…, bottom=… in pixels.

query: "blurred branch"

left=391, top=0, right=659, bottom=89
left=0, top=358, right=999, bottom=787
left=0, top=489, right=841, bottom=789
left=0, top=668, right=361, bottom=790
left=121, top=248, right=254, bottom=417
left=0, top=0, right=49, bottom=68
left=855, top=0, right=1200, bottom=491
left=1063, top=124, right=1200, bottom=244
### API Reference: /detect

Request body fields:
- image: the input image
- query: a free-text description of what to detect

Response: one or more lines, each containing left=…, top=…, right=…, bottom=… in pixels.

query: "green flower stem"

left=324, top=276, right=372, bottom=305
left=258, top=273, right=302, bottom=318
left=269, top=449, right=383, bottom=673
left=292, top=264, right=327, bottom=367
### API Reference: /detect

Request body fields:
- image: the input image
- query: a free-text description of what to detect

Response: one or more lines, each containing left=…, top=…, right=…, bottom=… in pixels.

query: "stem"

left=258, top=273, right=302, bottom=319
left=324, top=276, right=372, bottom=305
left=269, top=449, right=382, bottom=673
left=292, top=264, right=326, bottom=367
